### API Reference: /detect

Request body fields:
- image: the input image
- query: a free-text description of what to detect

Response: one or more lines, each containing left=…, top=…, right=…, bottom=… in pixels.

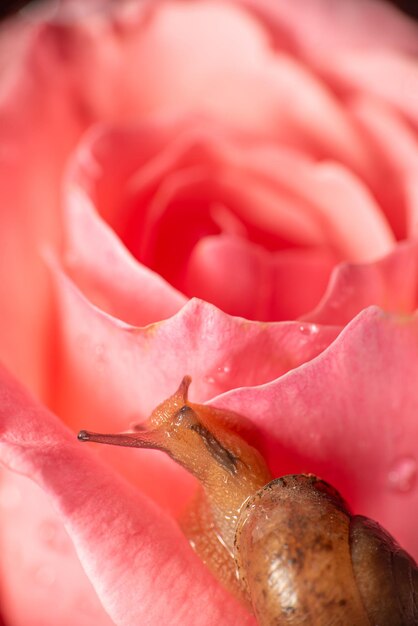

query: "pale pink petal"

left=0, top=3, right=154, bottom=396
left=248, top=52, right=371, bottom=170
left=0, top=25, right=86, bottom=396
left=213, top=307, right=418, bottom=559
left=63, top=187, right=186, bottom=326
left=303, top=242, right=418, bottom=325
left=51, top=269, right=339, bottom=503
left=238, top=0, right=418, bottom=59
left=351, top=96, right=418, bottom=240
left=229, top=145, right=395, bottom=262
left=65, top=116, right=194, bottom=228
left=132, top=0, right=368, bottom=168
left=0, top=472, right=115, bottom=626
left=72, top=0, right=372, bottom=169
left=236, top=0, right=418, bottom=148
left=321, top=50, right=418, bottom=128
left=184, top=235, right=336, bottom=321
left=63, top=121, right=337, bottom=306
left=0, top=366, right=256, bottom=626
left=118, top=132, right=327, bottom=258
left=45, top=0, right=281, bottom=132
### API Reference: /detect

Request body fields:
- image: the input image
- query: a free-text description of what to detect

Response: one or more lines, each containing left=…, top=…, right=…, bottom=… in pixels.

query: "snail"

left=78, top=376, right=418, bottom=625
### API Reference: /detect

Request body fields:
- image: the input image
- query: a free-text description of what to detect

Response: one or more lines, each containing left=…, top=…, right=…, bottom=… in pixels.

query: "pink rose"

left=1, top=0, right=418, bottom=624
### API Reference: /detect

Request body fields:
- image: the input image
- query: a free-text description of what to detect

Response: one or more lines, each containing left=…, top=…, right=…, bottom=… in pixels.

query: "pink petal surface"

left=0, top=2, right=153, bottom=396
left=0, top=365, right=256, bottom=626
left=64, top=187, right=186, bottom=326
left=65, top=121, right=338, bottom=318
left=246, top=0, right=418, bottom=129
left=69, top=120, right=330, bottom=251
left=65, top=118, right=391, bottom=320
left=51, top=268, right=340, bottom=509
left=304, top=242, right=418, bottom=325
left=0, top=471, right=115, bottom=626
left=351, top=96, right=418, bottom=239
left=238, top=0, right=418, bottom=59
left=65, top=116, right=195, bottom=228
left=185, top=235, right=335, bottom=320
left=321, top=50, right=418, bottom=128
left=0, top=23, right=86, bottom=397
left=212, top=307, right=418, bottom=559
left=239, top=147, right=395, bottom=262
left=61, top=0, right=374, bottom=166
left=122, top=0, right=371, bottom=169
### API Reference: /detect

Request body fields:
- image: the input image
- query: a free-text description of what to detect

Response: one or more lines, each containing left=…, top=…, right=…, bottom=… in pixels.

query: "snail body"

left=78, top=377, right=418, bottom=625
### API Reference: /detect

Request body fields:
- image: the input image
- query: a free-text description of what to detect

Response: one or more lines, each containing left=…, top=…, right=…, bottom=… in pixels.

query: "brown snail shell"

left=78, top=377, right=418, bottom=626
left=234, top=474, right=418, bottom=626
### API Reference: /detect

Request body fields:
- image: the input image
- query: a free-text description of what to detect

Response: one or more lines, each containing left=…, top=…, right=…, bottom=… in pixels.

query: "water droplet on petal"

left=299, top=323, right=319, bottom=336
left=204, top=364, right=231, bottom=386
left=388, top=456, right=417, bottom=493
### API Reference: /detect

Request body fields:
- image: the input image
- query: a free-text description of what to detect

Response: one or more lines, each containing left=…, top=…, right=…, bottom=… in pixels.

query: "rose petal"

left=321, top=49, right=418, bottom=128
left=68, top=120, right=391, bottom=284
left=230, top=145, right=395, bottom=262
left=63, top=187, right=186, bottom=326
left=303, top=242, right=418, bottom=325
left=238, top=0, right=418, bottom=60
left=0, top=365, right=256, bottom=626
left=351, top=95, right=418, bottom=240
left=0, top=471, right=115, bottom=626
left=64, top=0, right=372, bottom=168
left=64, top=121, right=338, bottom=317
left=66, top=116, right=195, bottom=228
left=50, top=267, right=339, bottom=504
left=0, top=24, right=87, bottom=396
left=53, top=270, right=341, bottom=421
left=213, top=307, right=418, bottom=558
left=185, top=234, right=335, bottom=321
left=130, top=0, right=367, bottom=166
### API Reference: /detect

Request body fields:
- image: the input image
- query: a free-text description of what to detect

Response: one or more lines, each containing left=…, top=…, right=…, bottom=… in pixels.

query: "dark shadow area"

left=0, top=0, right=33, bottom=20
left=392, top=0, right=418, bottom=19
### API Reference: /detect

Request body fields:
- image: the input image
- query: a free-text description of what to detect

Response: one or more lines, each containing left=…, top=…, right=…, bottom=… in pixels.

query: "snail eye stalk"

left=77, top=429, right=160, bottom=450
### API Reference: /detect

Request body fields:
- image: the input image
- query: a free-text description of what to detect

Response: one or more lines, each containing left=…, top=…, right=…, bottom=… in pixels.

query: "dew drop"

left=204, top=364, right=231, bottom=386
left=388, top=456, right=417, bottom=493
left=299, top=323, right=319, bottom=336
